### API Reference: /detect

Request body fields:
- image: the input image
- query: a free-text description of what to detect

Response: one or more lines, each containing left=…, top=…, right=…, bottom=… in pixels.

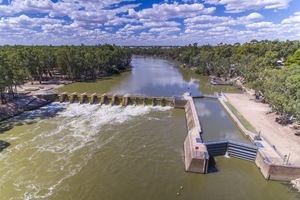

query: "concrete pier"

left=101, top=94, right=107, bottom=105
left=70, top=93, right=77, bottom=103
left=60, top=92, right=68, bottom=103
left=90, top=93, right=98, bottom=104
left=80, top=93, right=87, bottom=104
left=122, top=94, right=130, bottom=106
left=111, top=94, right=118, bottom=105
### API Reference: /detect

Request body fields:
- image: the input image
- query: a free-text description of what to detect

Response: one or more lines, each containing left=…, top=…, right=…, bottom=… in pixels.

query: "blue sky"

left=0, top=0, right=299, bottom=46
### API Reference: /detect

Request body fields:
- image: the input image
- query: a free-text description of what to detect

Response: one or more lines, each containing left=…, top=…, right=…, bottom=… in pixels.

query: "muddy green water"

left=0, top=56, right=298, bottom=200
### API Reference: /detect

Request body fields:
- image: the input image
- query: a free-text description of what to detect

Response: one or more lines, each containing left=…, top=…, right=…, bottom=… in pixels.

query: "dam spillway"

left=40, top=92, right=182, bottom=107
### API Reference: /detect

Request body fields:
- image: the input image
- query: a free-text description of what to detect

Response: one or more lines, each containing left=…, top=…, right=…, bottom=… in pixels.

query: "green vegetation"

left=225, top=101, right=257, bottom=133
left=0, top=44, right=131, bottom=104
left=130, top=40, right=300, bottom=122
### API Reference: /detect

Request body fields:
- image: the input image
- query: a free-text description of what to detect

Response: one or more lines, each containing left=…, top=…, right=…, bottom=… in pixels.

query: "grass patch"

left=225, top=101, right=257, bottom=133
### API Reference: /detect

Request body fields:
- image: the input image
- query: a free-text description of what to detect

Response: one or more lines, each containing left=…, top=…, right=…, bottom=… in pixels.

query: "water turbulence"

left=0, top=102, right=173, bottom=199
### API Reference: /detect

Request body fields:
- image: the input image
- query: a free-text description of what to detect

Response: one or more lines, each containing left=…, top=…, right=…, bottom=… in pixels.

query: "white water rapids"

left=0, top=103, right=172, bottom=199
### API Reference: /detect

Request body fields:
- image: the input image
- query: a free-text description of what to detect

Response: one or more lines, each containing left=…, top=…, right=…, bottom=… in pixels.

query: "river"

left=0, top=56, right=298, bottom=200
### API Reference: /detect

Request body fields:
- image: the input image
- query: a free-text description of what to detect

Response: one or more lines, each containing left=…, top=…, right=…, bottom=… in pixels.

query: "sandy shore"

left=223, top=92, right=300, bottom=165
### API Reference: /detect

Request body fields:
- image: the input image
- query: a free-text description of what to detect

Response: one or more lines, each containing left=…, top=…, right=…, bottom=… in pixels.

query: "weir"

left=43, top=92, right=177, bottom=107
left=37, top=91, right=300, bottom=180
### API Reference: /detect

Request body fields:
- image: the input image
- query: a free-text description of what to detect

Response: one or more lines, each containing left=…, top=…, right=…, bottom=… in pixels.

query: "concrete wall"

left=183, top=93, right=209, bottom=173
left=174, top=99, right=187, bottom=109
left=185, top=101, right=196, bottom=131
left=256, top=150, right=300, bottom=181
left=218, top=96, right=256, bottom=140
left=184, top=128, right=208, bottom=173
left=268, top=164, right=300, bottom=181
left=255, top=150, right=271, bottom=179
left=36, top=93, right=58, bottom=102
left=184, top=97, right=201, bottom=134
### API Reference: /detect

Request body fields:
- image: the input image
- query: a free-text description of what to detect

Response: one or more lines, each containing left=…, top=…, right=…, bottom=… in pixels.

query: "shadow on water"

left=0, top=103, right=66, bottom=133
left=0, top=140, right=10, bottom=152
left=207, top=156, right=219, bottom=173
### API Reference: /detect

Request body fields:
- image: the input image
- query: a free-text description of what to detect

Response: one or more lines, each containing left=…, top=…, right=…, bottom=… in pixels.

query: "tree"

left=285, top=49, right=300, bottom=66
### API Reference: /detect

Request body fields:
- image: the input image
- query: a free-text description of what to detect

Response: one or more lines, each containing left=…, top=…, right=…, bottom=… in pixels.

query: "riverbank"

left=0, top=81, right=70, bottom=121
left=219, top=91, right=300, bottom=189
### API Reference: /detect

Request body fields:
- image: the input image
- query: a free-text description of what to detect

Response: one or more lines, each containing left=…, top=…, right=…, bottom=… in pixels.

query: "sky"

left=0, top=0, right=300, bottom=46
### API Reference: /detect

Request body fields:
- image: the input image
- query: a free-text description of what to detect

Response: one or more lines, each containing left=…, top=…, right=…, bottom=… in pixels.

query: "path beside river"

left=224, top=92, right=300, bottom=166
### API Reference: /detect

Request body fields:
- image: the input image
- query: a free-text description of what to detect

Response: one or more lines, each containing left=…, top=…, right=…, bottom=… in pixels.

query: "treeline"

left=0, top=44, right=131, bottom=102
left=130, top=40, right=300, bottom=121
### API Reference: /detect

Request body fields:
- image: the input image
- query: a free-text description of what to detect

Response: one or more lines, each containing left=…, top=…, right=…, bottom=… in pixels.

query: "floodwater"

left=0, top=56, right=298, bottom=200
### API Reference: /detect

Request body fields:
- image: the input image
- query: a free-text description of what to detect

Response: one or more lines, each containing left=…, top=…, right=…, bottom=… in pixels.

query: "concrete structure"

left=54, top=92, right=209, bottom=173
left=45, top=91, right=300, bottom=181
left=55, top=92, right=177, bottom=107
left=219, top=93, right=300, bottom=181
left=182, top=92, right=256, bottom=173
left=184, top=92, right=300, bottom=181
left=183, top=93, right=209, bottom=173
left=205, top=139, right=258, bottom=162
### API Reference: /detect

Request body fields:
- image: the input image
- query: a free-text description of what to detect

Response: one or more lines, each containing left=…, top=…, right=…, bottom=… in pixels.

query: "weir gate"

left=40, top=92, right=187, bottom=108
left=204, top=140, right=258, bottom=162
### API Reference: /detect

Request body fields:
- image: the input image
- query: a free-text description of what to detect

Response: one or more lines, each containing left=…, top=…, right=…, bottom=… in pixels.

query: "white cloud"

left=0, top=14, right=62, bottom=29
left=205, top=0, right=292, bottom=13
left=149, top=27, right=180, bottom=33
left=70, top=11, right=113, bottom=23
left=143, top=21, right=180, bottom=28
left=0, top=0, right=53, bottom=16
left=208, top=26, right=230, bottom=32
left=184, top=15, right=231, bottom=24
left=184, top=12, right=264, bottom=32
left=282, top=12, right=300, bottom=24
left=49, top=1, right=80, bottom=17
left=239, top=12, right=264, bottom=21
left=204, top=0, right=220, bottom=4
left=246, top=21, right=275, bottom=29
left=120, top=24, right=145, bottom=31
left=128, top=3, right=214, bottom=20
